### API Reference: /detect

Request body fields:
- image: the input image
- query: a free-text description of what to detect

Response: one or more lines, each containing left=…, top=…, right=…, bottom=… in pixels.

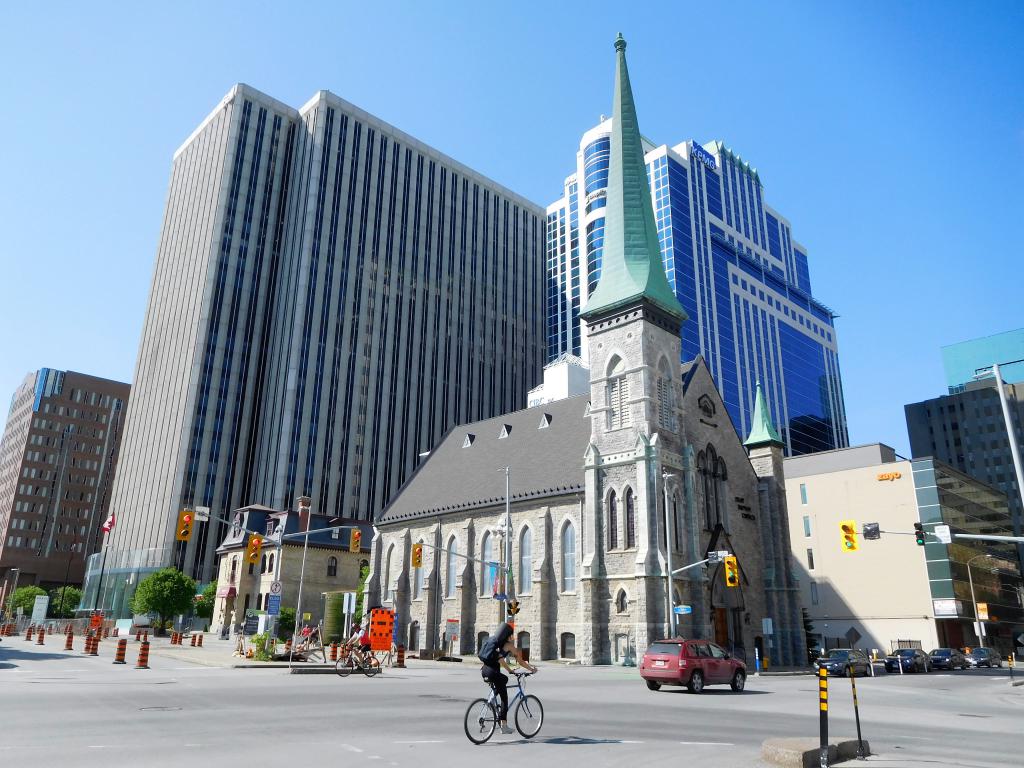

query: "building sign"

left=31, top=595, right=50, bottom=623
left=877, top=471, right=902, bottom=481
left=690, top=142, right=717, bottom=171
left=932, top=598, right=961, bottom=617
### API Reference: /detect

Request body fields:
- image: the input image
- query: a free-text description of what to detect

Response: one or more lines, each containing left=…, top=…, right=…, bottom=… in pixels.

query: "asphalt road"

left=2, top=640, right=1022, bottom=767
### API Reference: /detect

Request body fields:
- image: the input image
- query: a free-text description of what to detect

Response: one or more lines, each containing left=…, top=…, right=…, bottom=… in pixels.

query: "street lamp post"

left=662, top=472, right=676, bottom=638
left=289, top=496, right=313, bottom=671
left=967, top=553, right=993, bottom=643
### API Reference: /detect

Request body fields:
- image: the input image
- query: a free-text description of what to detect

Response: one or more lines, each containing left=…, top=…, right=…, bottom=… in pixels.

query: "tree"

left=803, top=607, right=819, bottom=664
left=353, top=562, right=370, bottom=627
left=131, top=568, right=196, bottom=635
left=193, top=580, right=217, bottom=620
left=49, top=587, right=83, bottom=618
left=277, top=607, right=296, bottom=639
left=9, top=586, right=47, bottom=614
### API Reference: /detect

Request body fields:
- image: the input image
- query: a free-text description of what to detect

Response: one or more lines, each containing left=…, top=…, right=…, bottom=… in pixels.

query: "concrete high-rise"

left=546, top=122, right=847, bottom=455
left=0, top=369, right=129, bottom=608
left=96, top=85, right=544, bottom=609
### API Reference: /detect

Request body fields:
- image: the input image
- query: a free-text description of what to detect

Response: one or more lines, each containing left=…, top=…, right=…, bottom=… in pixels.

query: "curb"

left=762, top=737, right=870, bottom=768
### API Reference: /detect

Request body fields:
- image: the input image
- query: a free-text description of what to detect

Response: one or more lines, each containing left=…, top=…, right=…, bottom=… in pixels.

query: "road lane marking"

left=394, top=740, right=444, bottom=744
left=341, top=745, right=364, bottom=753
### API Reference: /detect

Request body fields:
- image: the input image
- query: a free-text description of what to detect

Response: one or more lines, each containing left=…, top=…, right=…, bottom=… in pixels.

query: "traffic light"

left=175, top=509, right=194, bottom=542
left=508, top=599, right=520, bottom=616
left=914, top=522, right=926, bottom=546
left=723, top=555, right=739, bottom=588
left=839, top=519, right=859, bottom=553
left=245, top=533, right=263, bottom=565
left=411, top=543, right=423, bottom=568
left=350, top=529, right=362, bottom=553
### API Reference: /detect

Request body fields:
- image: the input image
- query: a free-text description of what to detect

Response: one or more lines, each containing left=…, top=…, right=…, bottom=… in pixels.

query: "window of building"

left=807, top=548, right=815, bottom=571
left=615, top=589, right=628, bottom=614
left=384, top=545, right=393, bottom=598
left=327, top=556, right=338, bottom=578
left=800, top=483, right=808, bottom=505
left=606, top=356, right=631, bottom=429
left=260, top=554, right=267, bottom=574
left=672, top=494, right=683, bottom=551
left=625, top=488, right=636, bottom=548
left=561, top=522, right=577, bottom=592
left=803, top=516, right=812, bottom=538
left=481, top=532, right=494, bottom=595
left=518, top=527, right=532, bottom=595
left=446, top=538, right=458, bottom=598
left=810, top=581, right=819, bottom=606
left=607, top=490, right=618, bottom=549
left=657, top=358, right=673, bottom=431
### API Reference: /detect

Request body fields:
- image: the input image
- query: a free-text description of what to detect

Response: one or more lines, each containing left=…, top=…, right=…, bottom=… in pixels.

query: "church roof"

left=580, top=34, right=685, bottom=323
left=377, top=394, right=591, bottom=525
left=743, top=382, right=783, bottom=447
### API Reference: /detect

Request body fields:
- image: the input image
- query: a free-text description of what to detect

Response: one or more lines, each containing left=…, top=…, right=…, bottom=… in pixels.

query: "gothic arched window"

left=327, top=556, right=338, bottom=577
left=608, top=490, right=618, bottom=550
left=657, top=357, right=674, bottom=431
left=481, top=532, right=494, bottom=595
left=615, top=589, right=628, bottom=614
left=606, top=356, right=631, bottom=429
left=518, top=527, right=532, bottom=595
left=625, top=487, right=636, bottom=549
left=561, top=522, right=577, bottom=592
left=445, top=538, right=458, bottom=598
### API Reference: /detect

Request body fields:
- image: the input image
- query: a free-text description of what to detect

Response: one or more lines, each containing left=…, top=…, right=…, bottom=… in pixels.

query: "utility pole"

left=499, top=466, right=511, bottom=625
left=289, top=496, right=312, bottom=671
left=967, top=553, right=992, bottom=644
left=992, top=363, right=1024, bottom=566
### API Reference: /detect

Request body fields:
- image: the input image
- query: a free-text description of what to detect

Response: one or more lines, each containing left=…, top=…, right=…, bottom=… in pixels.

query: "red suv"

left=639, top=639, right=747, bottom=693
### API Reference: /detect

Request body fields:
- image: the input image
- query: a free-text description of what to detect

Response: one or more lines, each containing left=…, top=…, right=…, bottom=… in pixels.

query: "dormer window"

left=499, top=424, right=512, bottom=439
left=538, top=413, right=552, bottom=429
left=463, top=433, right=475, bottom=448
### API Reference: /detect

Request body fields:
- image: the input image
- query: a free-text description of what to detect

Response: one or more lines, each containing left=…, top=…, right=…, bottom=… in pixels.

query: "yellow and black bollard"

left=849, top=668, right=866, bottom=759
left=818, top=666, right=829, bottom=767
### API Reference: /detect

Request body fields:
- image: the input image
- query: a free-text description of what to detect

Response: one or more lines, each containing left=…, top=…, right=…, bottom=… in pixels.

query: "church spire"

left=744, top=382, right=783, bottom=447
left=580, top=34, right=686, bottom=322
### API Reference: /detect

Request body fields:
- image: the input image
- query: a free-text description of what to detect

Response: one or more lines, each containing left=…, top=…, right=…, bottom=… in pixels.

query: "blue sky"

left=1, top=1, right=1021, bottom=455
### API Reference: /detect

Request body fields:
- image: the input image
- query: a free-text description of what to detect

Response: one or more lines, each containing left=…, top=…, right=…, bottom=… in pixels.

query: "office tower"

left=547, top=122, right=847, bottom=455
left=97, top=85, right=544, bottom=607
left=905, top=329, right=1024, bottom=566
left=0, top=369, right=128, bottom=607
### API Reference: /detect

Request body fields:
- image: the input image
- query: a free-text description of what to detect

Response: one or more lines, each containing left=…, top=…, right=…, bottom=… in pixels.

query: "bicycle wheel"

left=335, top=656, right=356, bottom=677
left=514, top=694, right=544, bottom=738
left=464, top=698, right=497, bottom=745
left=363, top=656, right=382, bottom=677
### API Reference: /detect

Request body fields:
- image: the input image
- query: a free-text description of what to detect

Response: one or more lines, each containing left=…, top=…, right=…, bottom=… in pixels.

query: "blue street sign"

left=267, top=594, right=281, bottom=616
left=673, top=605, right=692, bottom=615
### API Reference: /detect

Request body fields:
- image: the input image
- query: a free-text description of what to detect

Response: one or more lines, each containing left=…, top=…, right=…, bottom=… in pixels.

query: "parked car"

left=928, top=648, right=968, bottom=670
left=813, top=648, right=871, bottom=677
left=639, top=639, right=747, bottom=693
left=966, top=647, right=1003, bottom=668
left=884, top=648, right=930, bottom=673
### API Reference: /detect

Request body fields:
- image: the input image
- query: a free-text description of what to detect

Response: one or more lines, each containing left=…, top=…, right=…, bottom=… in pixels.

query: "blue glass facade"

left=547, top=127, right=848, bottom=455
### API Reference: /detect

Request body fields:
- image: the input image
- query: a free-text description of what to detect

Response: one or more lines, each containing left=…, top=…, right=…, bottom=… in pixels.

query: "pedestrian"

left=478, top=622, right=537, bottom=734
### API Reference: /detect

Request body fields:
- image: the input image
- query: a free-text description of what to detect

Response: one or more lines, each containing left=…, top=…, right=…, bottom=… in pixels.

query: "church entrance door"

left=714, top=607, right=729, bottom=647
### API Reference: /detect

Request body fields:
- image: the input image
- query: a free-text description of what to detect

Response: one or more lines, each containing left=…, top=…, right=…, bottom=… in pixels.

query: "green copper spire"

left=580, top=34, right=686, bottom=322
left=744, top=382, right=783, bottom=447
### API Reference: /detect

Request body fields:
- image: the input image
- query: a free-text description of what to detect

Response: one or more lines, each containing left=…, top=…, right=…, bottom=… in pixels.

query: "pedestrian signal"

left=350, top=529, right=362, bottom=553
left=913, top=522, right=926, bottom=546
left=245, top=534, right=263, bottom=565
left=175, top=509, right=194, bottom=542
left=840, top=519, right=859, bottom=552
left=724, top=555, right=739, bottom=588
left=411, top=543, right=423, bottom=568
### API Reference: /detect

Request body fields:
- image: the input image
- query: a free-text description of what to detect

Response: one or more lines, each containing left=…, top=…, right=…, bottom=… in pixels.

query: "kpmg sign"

left=690, top=142, right=717, bottom=171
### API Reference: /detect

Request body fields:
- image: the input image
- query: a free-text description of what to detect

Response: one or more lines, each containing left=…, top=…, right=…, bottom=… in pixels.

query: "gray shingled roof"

left=378, top=395, right=592, bottom=525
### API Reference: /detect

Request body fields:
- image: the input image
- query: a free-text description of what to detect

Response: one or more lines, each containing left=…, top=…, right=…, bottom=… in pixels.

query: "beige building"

left=785, top=444, right=1023, bottom=656
left=210, top=505, right=371, bottom=635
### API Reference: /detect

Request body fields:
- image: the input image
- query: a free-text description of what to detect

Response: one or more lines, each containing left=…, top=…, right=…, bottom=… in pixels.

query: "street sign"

left=444, top=618, right=460, bottom=642
left=933, top=599, right=961, bottom=617
left=194, top=506, right=211, bottom=522
left=707, top=550, right=730, bottom=564
left=31, top=595, right=49, bottom=623
left=763, top=617, right=774, bottom=635
left=267, top=594, right=281, bottom=616
left=845, top=626, right=862, bottom=646
left=977, top=603, right=989, bottom=621
left=269, top=581, right=283, bottom=596
left=302, top=612, right=312, bottom=622
left=934, top=524, right=952, bottom=544
left=673, top=605, right=693, bottom=615
left=243, top=615, right=259, bottom=635
left=343, top=592, right=357, bottom=615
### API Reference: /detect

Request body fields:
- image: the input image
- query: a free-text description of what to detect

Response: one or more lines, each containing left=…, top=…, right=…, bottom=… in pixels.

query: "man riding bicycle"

left=478, top=622, right=537, bottom=734
left=345, top=620, right=372, bottom=663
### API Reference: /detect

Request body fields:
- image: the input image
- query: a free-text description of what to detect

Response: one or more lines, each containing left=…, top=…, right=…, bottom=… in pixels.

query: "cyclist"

left=478, top=622, right=537, bottom=734
left=346, top=620, right=372, bottom=663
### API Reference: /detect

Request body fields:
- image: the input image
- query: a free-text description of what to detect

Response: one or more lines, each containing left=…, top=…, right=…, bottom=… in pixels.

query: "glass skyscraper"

left=547, top=120, right=848, bottom=454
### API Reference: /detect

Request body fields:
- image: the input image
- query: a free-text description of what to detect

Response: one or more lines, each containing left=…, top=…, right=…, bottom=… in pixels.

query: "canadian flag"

left=102, top=512, right=116, bottom=533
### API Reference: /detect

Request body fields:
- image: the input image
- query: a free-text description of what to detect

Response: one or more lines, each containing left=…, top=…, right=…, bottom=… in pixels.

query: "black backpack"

left=478, top=635, right=503, bottom=666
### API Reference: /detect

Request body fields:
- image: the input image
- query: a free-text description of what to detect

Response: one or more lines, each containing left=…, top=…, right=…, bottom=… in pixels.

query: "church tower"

left=579, top=34, right=689, bottom=663
left=744, top=383, right=806, bottom=666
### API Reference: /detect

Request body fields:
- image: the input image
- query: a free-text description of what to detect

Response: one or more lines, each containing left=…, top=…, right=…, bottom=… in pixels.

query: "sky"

left=1, top=1, right=1022, bottom=456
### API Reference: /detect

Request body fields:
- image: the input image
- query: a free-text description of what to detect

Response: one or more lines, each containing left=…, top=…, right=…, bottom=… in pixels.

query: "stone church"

left=366, top=35, right=805, bottom=666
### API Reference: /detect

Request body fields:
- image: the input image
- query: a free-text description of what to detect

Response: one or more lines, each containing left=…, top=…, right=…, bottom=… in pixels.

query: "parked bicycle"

left=336, top=643, right=382, bottom=677
left=464, top=671, right=543, bottom=744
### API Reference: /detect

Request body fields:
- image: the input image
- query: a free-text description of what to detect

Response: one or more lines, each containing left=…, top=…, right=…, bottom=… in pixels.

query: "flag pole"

left=91, top=513, right=115, bottom=613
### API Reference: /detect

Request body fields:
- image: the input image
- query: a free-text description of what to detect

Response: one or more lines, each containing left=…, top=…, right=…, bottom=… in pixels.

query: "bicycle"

left=464, top=671, right=543, bottom=744
left=336, top=645, right=381, bottom=677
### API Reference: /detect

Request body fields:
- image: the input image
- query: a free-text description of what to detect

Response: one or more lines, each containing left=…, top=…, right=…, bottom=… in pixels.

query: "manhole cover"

left=139, top=706, right=182, bottom=712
